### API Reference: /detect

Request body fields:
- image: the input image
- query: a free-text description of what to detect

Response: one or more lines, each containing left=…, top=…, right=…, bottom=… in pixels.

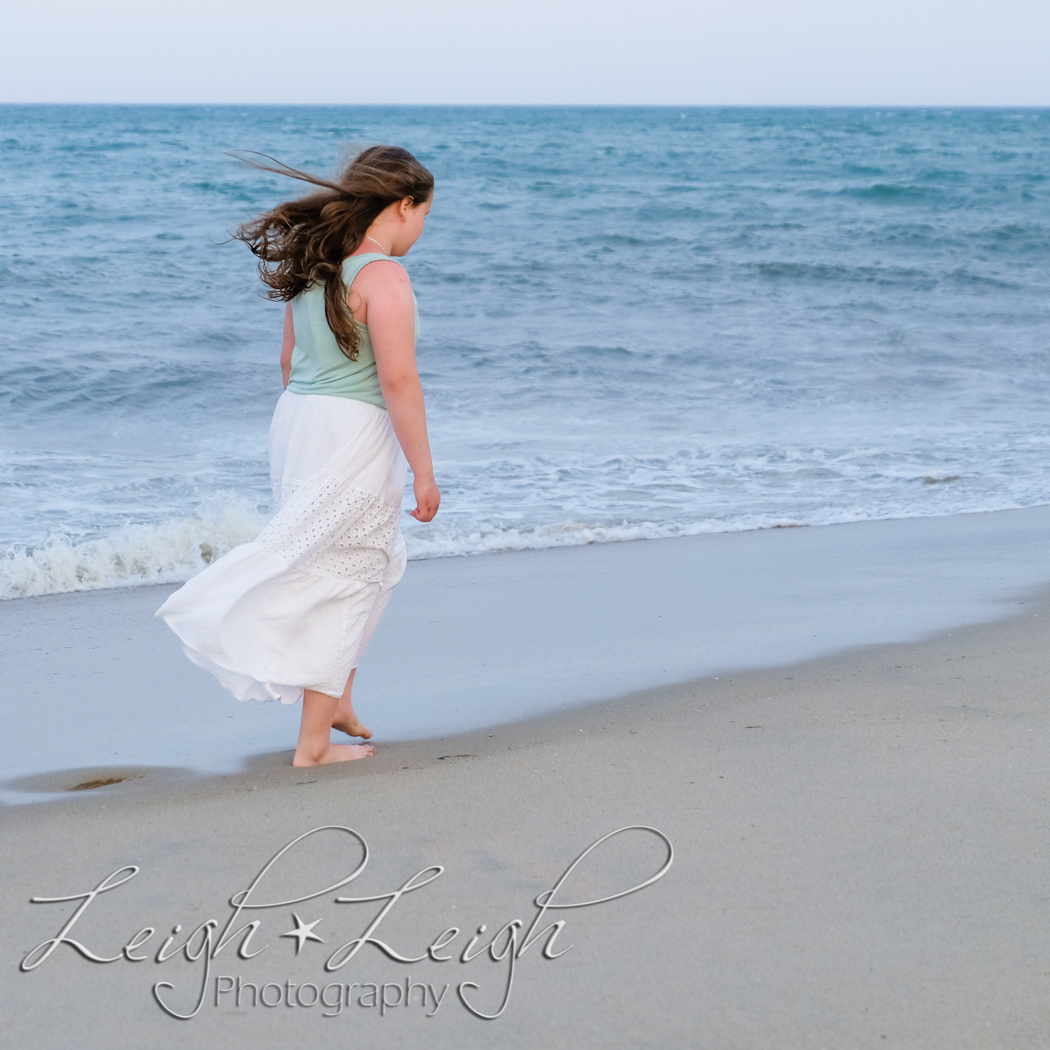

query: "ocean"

left=2, top=105, right=1049, bottom=600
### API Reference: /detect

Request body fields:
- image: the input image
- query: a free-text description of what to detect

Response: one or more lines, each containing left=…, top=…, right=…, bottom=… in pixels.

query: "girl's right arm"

left=361, top=263, right=440, bottom=523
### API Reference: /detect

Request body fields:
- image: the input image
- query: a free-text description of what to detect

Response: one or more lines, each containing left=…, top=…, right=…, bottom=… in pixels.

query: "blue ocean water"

left=2, top=105, right=1049, bottom=599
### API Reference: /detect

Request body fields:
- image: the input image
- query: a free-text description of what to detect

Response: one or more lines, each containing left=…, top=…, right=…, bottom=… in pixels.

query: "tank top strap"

left=341, top=252, right=405, bottom=287
left=341, top=252, right=420, bottom=339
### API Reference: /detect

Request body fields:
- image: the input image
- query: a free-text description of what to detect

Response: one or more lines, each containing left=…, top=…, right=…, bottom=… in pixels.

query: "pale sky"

left=1, top=0, right=1048, bottom=106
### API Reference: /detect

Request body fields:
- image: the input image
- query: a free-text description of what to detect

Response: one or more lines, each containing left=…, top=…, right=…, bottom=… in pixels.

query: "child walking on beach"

left=157, top=145, right=439, bottom=767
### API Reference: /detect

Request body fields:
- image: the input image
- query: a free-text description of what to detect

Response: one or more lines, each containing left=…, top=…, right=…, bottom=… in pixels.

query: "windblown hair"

left=231, top=145, right=434, bottom=361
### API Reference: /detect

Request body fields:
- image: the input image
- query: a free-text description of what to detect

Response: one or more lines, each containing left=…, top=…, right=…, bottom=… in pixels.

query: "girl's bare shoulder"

left=351, top=257, right=412, bottom=296
left=346, top=257, right=413, bottom=324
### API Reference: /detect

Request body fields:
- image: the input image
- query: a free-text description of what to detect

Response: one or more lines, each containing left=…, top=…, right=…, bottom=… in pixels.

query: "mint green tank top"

left=286, top=253, right=421, bottom=408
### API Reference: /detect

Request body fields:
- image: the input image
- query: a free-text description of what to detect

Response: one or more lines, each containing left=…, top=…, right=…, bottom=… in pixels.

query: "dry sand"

left=3, top=559, right=1050, bottom=1047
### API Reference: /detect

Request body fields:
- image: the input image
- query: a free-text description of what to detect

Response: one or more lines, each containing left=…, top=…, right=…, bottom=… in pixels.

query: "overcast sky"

left=1, top=0, right=1048, bottom=106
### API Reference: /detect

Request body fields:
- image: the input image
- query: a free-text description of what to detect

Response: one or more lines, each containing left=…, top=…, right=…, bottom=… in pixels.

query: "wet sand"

left=6, top=505, right=1050, bottom=793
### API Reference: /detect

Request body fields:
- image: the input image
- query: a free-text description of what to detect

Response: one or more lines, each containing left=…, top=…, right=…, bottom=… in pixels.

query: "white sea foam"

left=0, top=502, right=268, bottom=600
left=400, top=516, right=796, bottom=558
left=402, top=501, right=1037, bottom=559
left=4, top=495, right=1048, bottom=601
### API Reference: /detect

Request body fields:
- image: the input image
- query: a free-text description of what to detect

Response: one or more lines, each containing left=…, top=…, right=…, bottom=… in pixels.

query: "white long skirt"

left=157, top=391, right=408, bottom=704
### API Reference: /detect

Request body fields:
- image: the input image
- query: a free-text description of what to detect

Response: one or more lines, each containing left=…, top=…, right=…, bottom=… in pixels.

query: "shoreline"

left=7, top=580, right=1050, bottom=809
left=5, top=505, right=1050, bottom=800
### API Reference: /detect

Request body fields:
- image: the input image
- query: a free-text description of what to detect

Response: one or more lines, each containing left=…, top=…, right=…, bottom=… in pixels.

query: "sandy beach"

left=4, top=513, right=1050, bottom=1047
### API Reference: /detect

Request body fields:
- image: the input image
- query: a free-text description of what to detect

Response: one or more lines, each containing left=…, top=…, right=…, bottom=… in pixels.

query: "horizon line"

left=2, top=101, right=1049, bottom=109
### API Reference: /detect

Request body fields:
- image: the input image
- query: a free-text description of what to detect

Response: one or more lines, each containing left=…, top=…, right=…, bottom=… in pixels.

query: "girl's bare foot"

left=296, top=687, right=376, bottom=766
left=292, top=742, right=377, bottom=766
left=331, top=669, right=372, bottom=738
left=332, top=715, right=372, bottom=739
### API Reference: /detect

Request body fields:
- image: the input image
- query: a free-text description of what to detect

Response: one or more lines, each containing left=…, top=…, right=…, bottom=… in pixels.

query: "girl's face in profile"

left=401, top=195, right=432, bottom=252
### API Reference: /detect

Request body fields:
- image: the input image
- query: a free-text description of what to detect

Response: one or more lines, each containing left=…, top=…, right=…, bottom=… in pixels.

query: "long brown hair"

left=231, top=145, right=434, bottom=361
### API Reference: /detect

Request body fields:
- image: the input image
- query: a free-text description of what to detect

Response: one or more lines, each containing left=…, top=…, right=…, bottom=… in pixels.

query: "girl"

left=158, top=145, right=439, bottom=766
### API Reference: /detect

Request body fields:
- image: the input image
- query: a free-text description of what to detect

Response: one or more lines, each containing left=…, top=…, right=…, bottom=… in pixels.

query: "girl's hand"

left=411, top=475, right=441, bottom=522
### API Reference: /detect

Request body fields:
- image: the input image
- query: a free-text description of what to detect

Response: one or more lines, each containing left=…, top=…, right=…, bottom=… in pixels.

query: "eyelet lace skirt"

left=156, top=391, right=408, bottom=704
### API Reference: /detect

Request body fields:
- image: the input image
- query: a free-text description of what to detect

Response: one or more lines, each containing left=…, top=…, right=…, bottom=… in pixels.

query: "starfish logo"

left=280, top=913, right=324, bottom=954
